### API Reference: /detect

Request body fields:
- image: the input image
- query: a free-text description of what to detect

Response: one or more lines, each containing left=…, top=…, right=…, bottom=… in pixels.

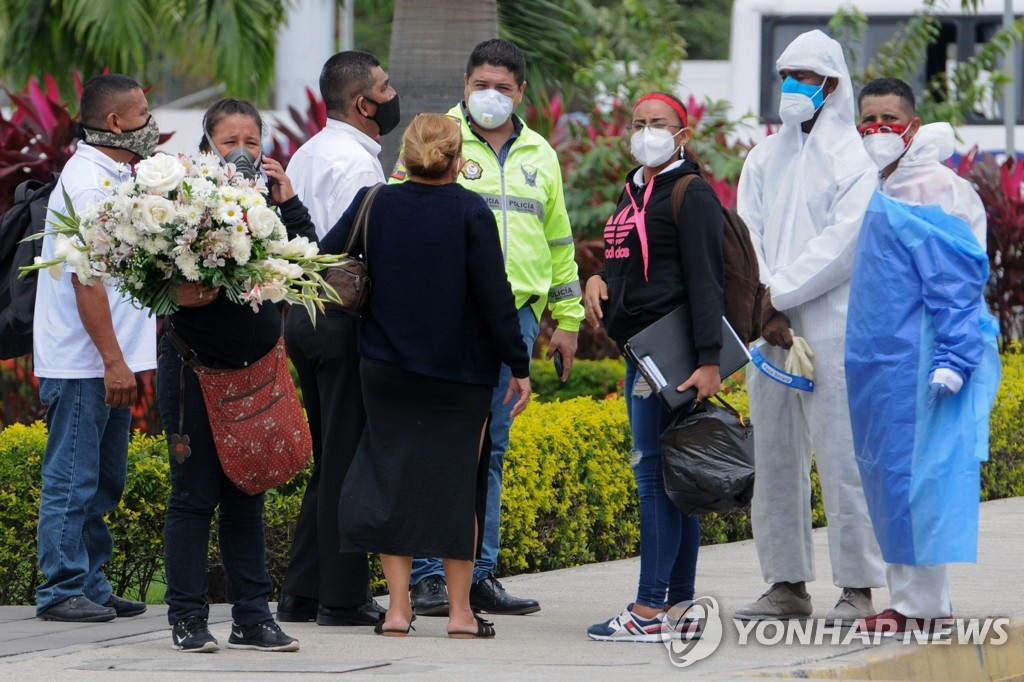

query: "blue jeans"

left=158, top=337, right=273, bottom=626
left=412, top=305, right=540, bottom=585
left=625, top=363, right=701, bottom=609
left=36, top=377, right=131, bottom=614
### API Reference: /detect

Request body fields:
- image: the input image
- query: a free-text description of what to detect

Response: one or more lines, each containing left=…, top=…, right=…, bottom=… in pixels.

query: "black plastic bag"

left=659, top=396, right=754, bottom=516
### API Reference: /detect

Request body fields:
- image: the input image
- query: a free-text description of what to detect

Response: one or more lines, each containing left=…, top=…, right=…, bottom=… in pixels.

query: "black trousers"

left=281, top=309, right=370, bottom=607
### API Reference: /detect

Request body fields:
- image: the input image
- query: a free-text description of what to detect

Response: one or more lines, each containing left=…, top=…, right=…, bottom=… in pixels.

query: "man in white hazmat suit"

left=734, top=30, right=885, bottom=624
left=848, top=78, right=999, bottom=636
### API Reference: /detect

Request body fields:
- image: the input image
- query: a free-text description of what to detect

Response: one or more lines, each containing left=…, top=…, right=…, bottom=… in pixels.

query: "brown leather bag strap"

left=164, top=321, right=202, bottom=371
left=670, top=174, right=700, bottom=225
left=343, top=182, right=386, bottom=259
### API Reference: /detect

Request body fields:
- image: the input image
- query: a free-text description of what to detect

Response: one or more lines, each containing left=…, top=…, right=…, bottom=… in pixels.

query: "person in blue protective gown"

left=846, top=78, right=1001, bottom=637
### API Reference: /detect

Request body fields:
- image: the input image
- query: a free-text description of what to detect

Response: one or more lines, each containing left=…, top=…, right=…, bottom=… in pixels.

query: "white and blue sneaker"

left=587, top=604, right=673, bottom=643
left=665, top=603, right=703, bottom=640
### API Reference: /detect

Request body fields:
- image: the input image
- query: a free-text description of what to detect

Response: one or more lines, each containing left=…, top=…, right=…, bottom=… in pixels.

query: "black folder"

left=623, top=307, right=751, bottom=412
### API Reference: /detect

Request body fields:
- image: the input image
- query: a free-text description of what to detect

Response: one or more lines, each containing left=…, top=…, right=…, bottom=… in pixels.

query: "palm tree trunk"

left=382, top=0, right=498, bottom=172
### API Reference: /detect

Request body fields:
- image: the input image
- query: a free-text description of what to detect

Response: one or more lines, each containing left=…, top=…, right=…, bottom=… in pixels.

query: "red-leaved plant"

left=0, top=74, right=81, bottom=214
left=956, top=148, right=1024, bottom=346
left=269, top=87, right=327, bottom=169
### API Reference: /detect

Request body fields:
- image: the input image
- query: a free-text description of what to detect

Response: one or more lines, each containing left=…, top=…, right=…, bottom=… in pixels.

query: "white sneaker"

left=587, top=604, right=673, bottom=643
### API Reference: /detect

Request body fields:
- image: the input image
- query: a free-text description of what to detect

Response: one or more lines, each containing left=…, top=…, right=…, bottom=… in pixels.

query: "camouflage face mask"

left=77, top=115, right=160, bottom=158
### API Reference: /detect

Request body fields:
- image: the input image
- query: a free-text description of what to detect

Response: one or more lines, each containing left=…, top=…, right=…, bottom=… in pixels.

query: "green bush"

left=105, top=433, right=170, bottom=602
left=530, top=356, right=625, bottom=402
left=0, top=423, right=45, bottom=604
left=500, top=396, right=637, bottom=573
left=983, top=346, right=1024, bottom=499
left=1, top=351, right=1022, bottom=604
left=0, top=427, right=171, bottom=605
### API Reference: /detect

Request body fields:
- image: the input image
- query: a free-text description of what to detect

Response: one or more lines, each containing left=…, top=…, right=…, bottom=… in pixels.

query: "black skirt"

left=338, top=358, right=491, bottom=560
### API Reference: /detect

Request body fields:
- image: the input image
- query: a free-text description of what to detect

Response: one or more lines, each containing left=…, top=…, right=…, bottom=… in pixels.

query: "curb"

left=753, top=615, right=1024, bottom=681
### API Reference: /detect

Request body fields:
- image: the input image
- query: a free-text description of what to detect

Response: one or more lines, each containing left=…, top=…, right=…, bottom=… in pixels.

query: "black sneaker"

left=410, top=575, right=449, bottom=617
left=171, top=616, right=219, bottom=653
left=470, top=576, right=541, bottom=615
left=227, top=620, right=300, bottom=652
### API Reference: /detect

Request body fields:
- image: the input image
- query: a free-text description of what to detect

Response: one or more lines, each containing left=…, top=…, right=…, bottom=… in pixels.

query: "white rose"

left=135, top=154, right=187, bottom=194
left=137, top=195, right=176, bottom=235
left=246, top=205, right=282, bottom=239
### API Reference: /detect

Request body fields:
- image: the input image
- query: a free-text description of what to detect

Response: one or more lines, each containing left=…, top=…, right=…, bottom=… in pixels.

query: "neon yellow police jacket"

left=391, top=104, right=583, bottom=332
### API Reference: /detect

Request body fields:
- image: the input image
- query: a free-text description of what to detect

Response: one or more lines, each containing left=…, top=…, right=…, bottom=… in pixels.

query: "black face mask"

left=361, top=93, right=401, bottom=136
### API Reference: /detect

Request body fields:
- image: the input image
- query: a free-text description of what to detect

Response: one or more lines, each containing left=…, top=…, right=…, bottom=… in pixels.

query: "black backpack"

left=0, top=174, right=59, bottom=359
left=671, top=175, right=766, bottom=344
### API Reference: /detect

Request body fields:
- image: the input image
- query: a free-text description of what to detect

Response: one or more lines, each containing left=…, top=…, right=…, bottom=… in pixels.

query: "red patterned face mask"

left=857, top=121, right=910, bottom=137
left=858, top=121, right=914, bottom=169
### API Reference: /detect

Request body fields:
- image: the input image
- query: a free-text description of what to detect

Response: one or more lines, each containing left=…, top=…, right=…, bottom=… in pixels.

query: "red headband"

left=634, top=94, right=688, bottom=128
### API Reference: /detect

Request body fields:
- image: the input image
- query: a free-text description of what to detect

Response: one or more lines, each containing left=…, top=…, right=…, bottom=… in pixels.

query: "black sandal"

left=374, top=612, right=415, bottom=637
left=447, top=615, right=495, bottom=639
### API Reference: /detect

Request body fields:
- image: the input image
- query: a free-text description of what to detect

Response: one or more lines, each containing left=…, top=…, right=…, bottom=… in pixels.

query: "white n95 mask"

left=778, top=77, right=827, bottom=125
left=630, top=127, right=681, bottom=168
left=862, top=133, right=908, bottom=169
left=467, top=89, right=514, bottom=129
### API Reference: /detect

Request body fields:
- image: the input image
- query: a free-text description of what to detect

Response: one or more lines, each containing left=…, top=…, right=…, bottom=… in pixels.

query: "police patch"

left=462, top=159, right=482, bottom=180
left=521, top=164, right=538, bottom=187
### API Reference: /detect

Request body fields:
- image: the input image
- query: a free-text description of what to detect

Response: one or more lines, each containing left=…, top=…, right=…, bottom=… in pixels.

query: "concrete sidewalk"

left=2, top=497, right=1022, bottom=681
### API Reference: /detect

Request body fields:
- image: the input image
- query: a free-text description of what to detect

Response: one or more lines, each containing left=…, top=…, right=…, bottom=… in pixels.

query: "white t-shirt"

left=33, top=144, right=157, bottom=378
left=286, top=119, right=385, bottom=238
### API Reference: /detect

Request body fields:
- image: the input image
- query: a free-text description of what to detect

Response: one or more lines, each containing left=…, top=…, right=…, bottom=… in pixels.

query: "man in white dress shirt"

left=277, top=51, right=399, bottom=626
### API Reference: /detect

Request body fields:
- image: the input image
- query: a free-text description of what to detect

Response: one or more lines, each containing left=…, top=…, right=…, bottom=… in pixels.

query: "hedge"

left=2, top=352, right=1022, bottom=605
left=530, top=356, right=626, bottom=402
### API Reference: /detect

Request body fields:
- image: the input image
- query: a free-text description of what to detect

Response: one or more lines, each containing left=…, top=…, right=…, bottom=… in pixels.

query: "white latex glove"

left=929, top=367, right=964, bottom=394
left=783, top=332, right=814, bottom=380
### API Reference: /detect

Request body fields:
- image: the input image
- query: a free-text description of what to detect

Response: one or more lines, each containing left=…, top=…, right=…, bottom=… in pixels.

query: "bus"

left=721, top=0, right=1024, bottom=153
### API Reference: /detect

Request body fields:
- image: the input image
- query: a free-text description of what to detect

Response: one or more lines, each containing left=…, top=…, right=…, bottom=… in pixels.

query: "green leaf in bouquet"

left=17, top=257, right=64, bottom=280
left=135, top=278, right=178, bottom=317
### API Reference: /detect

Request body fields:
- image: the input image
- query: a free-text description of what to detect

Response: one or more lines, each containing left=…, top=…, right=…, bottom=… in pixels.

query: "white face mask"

left=467, top=89, right=515, bottom=129
left=862, top=133, right=909, bottom=170
left=630, top=127, right=681, bottom=168
left=778, top=92, right=822, bottom=125
left=778, top=77, right=828, bottom=126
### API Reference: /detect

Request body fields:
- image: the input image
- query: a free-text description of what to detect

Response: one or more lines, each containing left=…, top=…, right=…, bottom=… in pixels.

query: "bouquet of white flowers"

left=23, top=152, right=344, bottom=320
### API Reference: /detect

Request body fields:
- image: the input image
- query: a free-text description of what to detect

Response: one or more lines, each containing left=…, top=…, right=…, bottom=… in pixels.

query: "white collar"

left=325, top=118, right=382, bottom=155
left=632, top=158, right=686, bottom=187
left=75, top=142, right=129, bottom=176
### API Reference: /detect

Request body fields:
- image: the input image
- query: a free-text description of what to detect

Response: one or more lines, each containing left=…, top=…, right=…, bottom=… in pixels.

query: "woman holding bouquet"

left=323, top=113, right=531, bottom=639
left=157, top=98, right=314, bottom=653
